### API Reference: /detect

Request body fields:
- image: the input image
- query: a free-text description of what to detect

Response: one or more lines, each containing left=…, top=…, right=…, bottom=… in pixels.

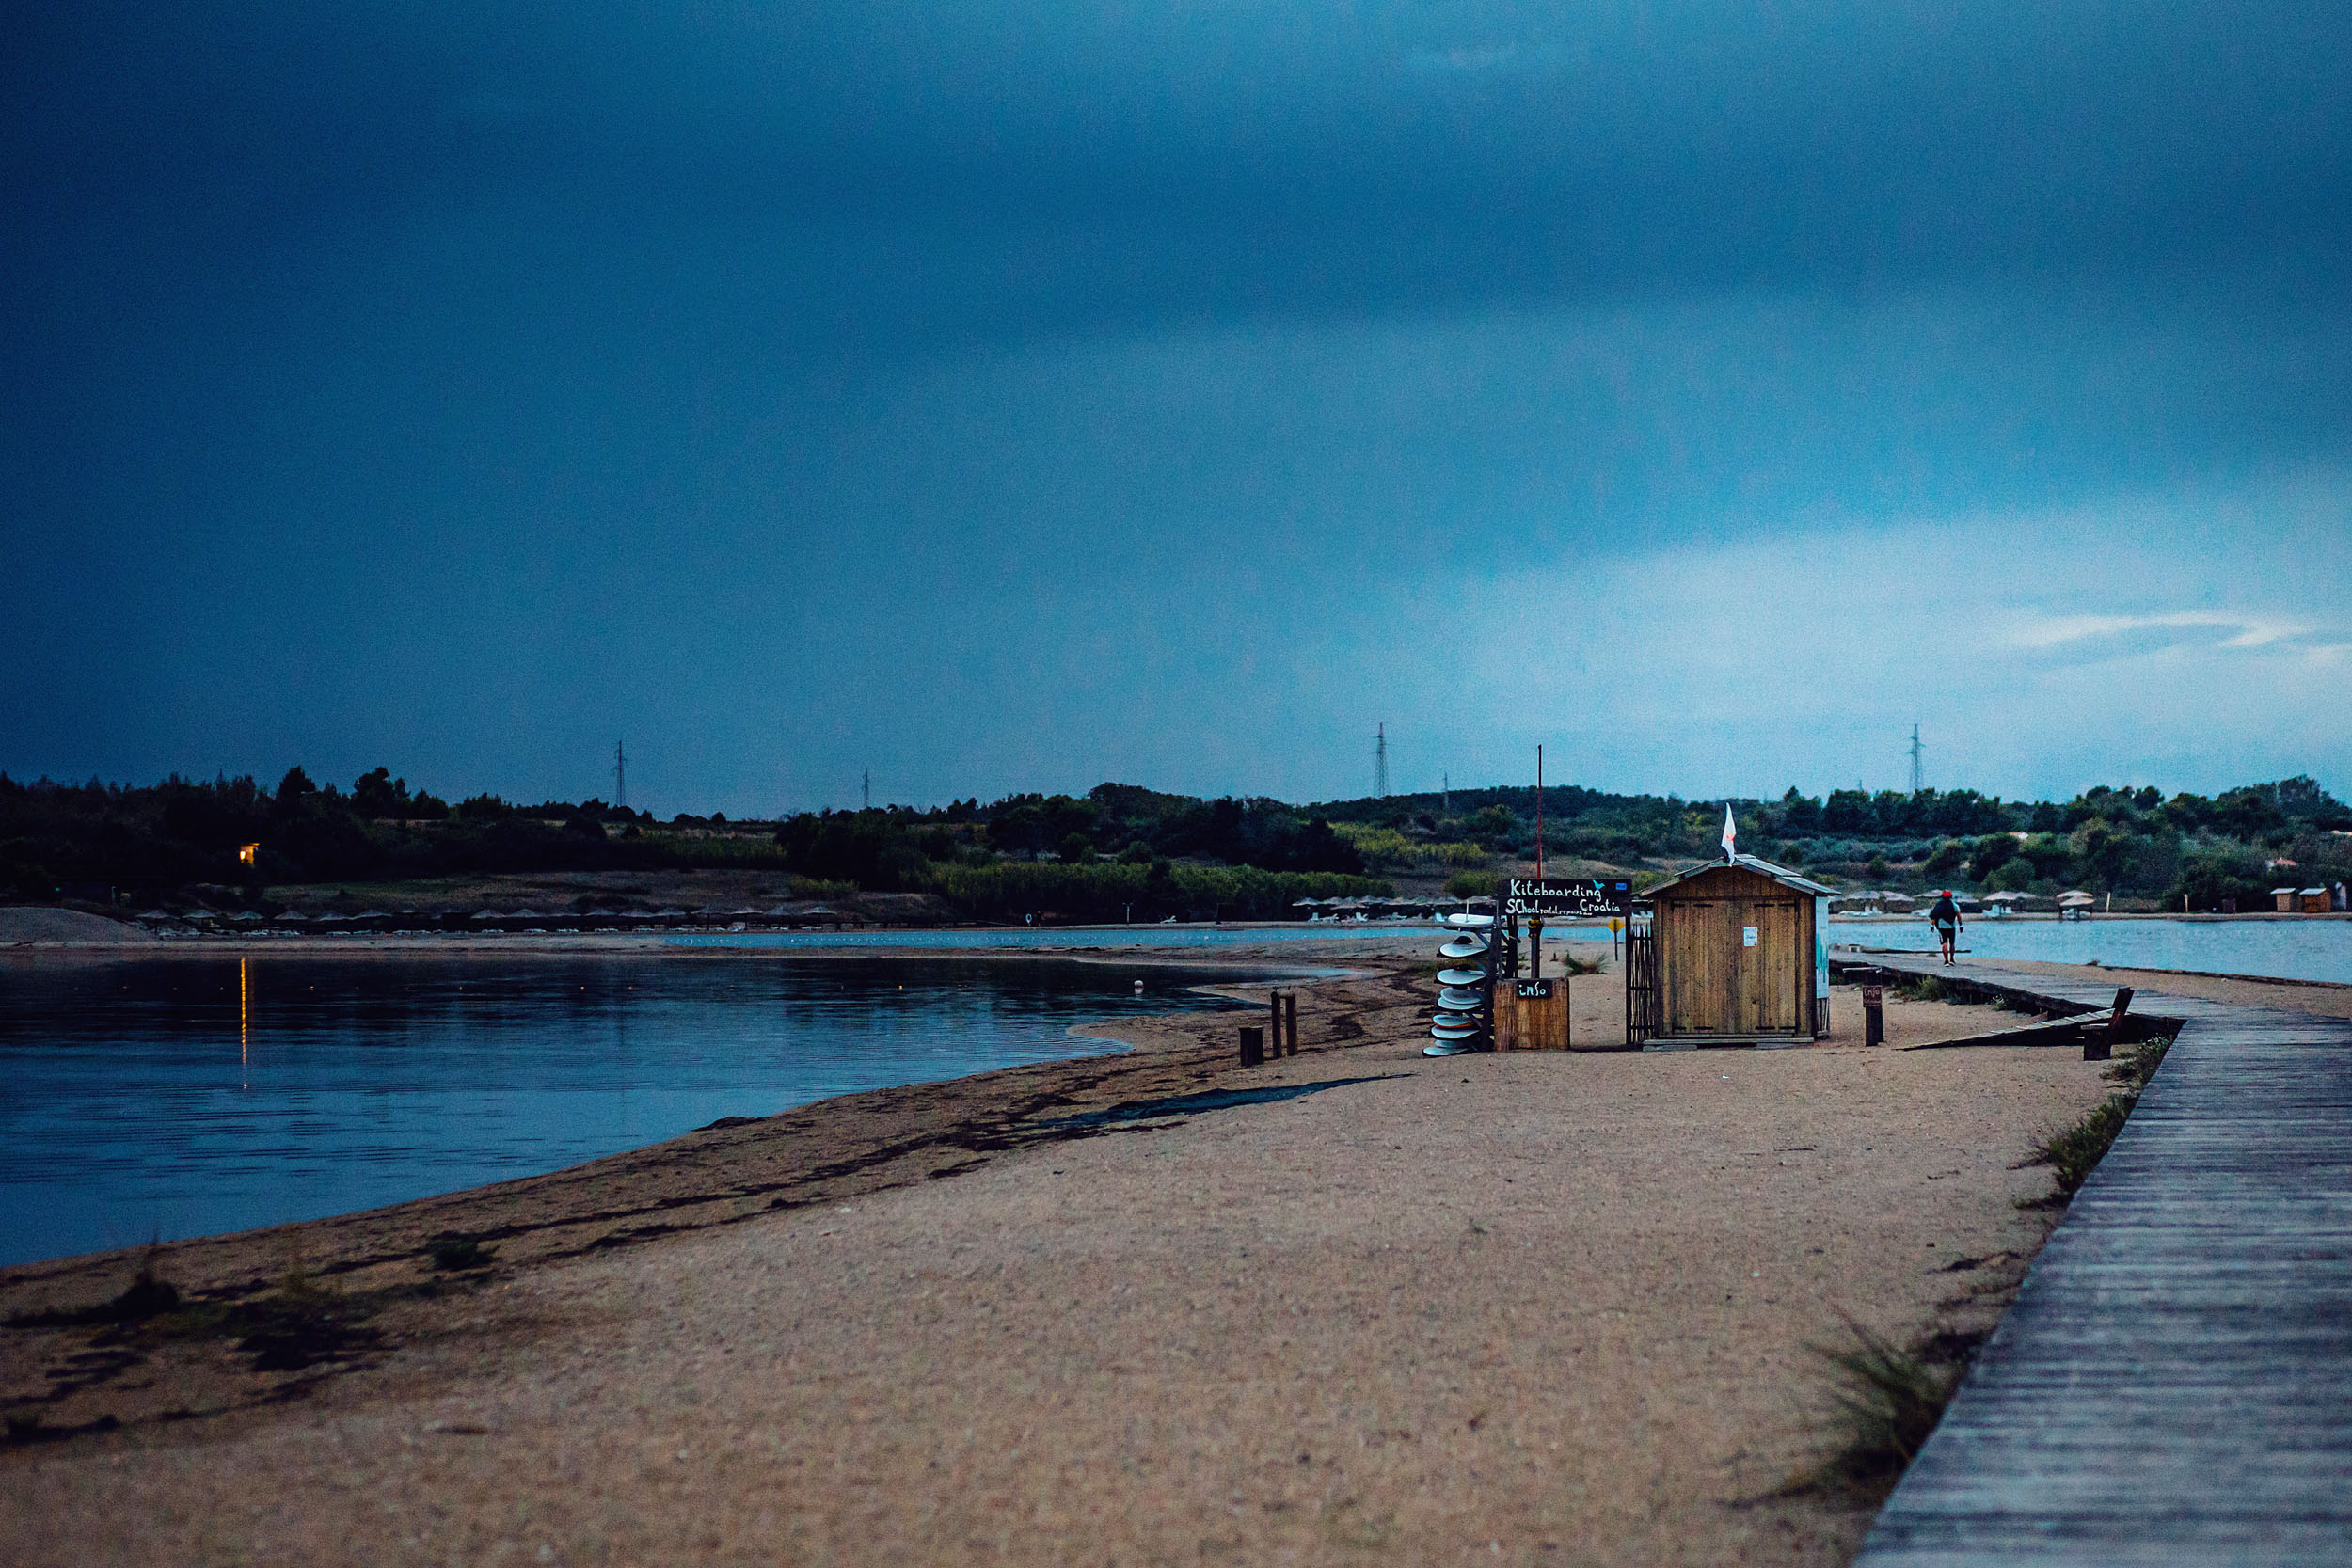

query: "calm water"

left=0, top=955, right=1281, bottom=1267
left=1828, top=917, right=2352, bottom=983
left=670, top=922, right=1443, bottom=951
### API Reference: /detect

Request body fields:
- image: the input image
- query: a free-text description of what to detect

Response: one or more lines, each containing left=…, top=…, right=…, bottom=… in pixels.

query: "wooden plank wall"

left=1656, top=865, right=1808, bottom=1038
left=1662, top=897, right=1725, bottom=1035
left=1854, top=954, right=2352, bottom=1564
left=1495, top=987, right=1572, bottom=1051
left=1750, top=896, right=1799, bottom=1033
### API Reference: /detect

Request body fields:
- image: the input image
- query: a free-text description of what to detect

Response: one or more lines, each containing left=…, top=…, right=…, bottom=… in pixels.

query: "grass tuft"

left=4, top=1249, right=181, bottom=1330
left=1788, top=1315, right=1962, bottom=1494
left=2106, top=1030, right=2175, bottom=1091
left=2034, top=1030, right=2176, bottom=1198
left=2039, top=1098, right=2132, bottom=1196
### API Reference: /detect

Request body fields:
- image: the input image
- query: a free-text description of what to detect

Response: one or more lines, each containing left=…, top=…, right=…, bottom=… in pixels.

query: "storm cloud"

left=6, top=2, right=2348, bottom=809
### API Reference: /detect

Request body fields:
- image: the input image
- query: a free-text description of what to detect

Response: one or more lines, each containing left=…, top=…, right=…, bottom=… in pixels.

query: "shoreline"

left=0, top=941, right=1419, bottom=1284
left=6, top=900, right=2349, bottom=952
left=8, top=950, right=2350, bottom=1563
left=7, top=939, right=2348, bottom=1289
left=0, top=942, right=1433, bottom=1289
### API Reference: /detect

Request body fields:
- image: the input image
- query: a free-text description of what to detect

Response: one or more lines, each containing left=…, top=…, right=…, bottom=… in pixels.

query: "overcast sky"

left=6, top=2, right=2347, bottom=815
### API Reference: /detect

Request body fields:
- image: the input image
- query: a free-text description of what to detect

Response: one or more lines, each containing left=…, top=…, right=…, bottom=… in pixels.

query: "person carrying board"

left=1929, top=889, right=1963, bottom=965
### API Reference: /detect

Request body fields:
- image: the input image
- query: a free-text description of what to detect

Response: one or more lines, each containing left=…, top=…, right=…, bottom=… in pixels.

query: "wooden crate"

left=1496, top=982, right=1572, bottom=1051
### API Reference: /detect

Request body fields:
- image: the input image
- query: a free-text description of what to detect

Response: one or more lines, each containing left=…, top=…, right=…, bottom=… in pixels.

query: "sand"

left=0, top=946, right=2158, bottom=1565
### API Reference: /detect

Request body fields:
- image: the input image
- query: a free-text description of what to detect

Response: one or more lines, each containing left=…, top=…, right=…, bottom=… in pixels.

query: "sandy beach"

left=0, top=937, right=2272, bottom=1565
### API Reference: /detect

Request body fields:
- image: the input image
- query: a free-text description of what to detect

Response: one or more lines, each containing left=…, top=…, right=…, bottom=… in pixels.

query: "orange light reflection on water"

left=239, top=957, right=249, bottom=1089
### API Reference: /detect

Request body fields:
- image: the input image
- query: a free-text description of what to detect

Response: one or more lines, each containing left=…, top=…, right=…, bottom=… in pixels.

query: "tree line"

left=6, top=766, right=2345, bottom=913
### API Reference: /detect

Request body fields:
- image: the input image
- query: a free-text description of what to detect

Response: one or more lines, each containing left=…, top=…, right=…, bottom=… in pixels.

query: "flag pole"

left=1531, top=745, right=1544, bottom=984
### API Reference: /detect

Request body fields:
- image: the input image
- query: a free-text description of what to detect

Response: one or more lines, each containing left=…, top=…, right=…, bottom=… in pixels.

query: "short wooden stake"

left=1863, top=985, right=1885, bottom=1048
left=1284, top=991, right=1299, bottom=1055
left=2084, top=986, right=2133, bottom=1061
left=1240, top=1025, right=1263, bottom=1067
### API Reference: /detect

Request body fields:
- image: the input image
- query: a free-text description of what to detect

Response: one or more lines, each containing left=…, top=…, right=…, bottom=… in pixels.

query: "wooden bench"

left=2079, top=987, right=2134, bottom=1061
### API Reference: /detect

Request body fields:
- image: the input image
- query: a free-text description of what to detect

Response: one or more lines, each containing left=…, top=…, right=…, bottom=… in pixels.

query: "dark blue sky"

left=6, top=2, right=2348, bottom=813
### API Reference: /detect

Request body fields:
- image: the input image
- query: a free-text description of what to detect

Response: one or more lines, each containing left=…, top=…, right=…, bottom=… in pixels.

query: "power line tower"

left=1375, top=723, right=1388, bottom=798
left=862, top=768, right=871, bottom=811
left=1908, top=724, right=1925, bottom=795
left=613, top=740, right=627, bottom=810
left=1441, top=772, right=1450, bottom=816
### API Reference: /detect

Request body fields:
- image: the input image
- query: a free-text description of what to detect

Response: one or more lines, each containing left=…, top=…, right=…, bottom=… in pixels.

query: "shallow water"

left=669, top=921, right=1449, bottom=951
left=0, top=955, right=1281, bottom=1267
left=1828, top=917, right=2352, bottom=984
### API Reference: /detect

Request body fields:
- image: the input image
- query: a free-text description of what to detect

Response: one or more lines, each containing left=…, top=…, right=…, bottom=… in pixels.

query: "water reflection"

left=0, top=955, right=1276, bottom=1266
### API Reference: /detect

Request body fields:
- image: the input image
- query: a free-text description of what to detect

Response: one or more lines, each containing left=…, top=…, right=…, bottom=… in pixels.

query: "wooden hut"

left=1629, top=854, right=1834, bottom=1048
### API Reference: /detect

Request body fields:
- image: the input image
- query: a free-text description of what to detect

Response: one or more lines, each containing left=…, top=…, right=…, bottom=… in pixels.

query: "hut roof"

left=1645, top=853, right=1836, bottom=899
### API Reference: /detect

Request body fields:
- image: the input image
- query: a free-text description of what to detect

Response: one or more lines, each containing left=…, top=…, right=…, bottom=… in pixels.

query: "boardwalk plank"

left=1851, top=954, right=2352, bottom=1566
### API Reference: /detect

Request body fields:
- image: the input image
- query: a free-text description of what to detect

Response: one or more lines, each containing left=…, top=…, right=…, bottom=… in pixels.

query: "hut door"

left=1664, top=900, right=1736, bottom=1037
left=1746, top=899, right=1801, bottom=1033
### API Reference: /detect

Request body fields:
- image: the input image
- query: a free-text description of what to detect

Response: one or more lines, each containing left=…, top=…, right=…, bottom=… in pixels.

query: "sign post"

left=1500, top=880, right=1632, bottom=1054
left=1503, top=879, right=1634, bottom=922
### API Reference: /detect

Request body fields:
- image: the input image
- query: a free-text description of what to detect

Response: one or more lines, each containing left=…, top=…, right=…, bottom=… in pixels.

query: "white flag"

left=1722, top=804, right=1738, bottom=858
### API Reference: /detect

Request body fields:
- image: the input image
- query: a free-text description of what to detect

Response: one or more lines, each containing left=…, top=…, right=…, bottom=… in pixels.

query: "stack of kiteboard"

left=1427, top=913, right=1493, bottom=1056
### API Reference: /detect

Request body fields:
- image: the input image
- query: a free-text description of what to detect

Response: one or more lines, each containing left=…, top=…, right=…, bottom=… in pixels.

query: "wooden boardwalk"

left=1848, top=954, right=2352, bottom=1565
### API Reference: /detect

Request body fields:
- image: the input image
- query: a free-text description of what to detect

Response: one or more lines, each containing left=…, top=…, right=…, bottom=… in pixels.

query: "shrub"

left=1329, top=822, right=1488, bottom=868
left=1986, top=858, right=2036, bottom=893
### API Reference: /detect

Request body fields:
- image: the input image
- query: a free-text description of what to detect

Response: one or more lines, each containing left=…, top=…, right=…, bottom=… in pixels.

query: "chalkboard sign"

left=1504, top=878, right=1633, bottom=918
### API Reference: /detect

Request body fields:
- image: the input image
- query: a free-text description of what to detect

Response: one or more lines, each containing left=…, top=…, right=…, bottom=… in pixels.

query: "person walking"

left=1929, top=889, right=1963, bottom=965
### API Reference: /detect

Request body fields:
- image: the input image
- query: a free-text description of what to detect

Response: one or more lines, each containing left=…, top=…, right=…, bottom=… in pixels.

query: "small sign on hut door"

left=1742, top=926, right=1758, bottom=946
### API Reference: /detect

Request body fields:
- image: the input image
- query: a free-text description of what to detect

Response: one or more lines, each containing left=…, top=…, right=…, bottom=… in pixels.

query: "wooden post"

left=1270, top=992, right=1281, bottom=1058
left=1240, top=1025, right=1263, bottom=1068
left=1863, top=985, right=1885, bottom=1048
left=1284, top=992, right=1298, bottom=1055
left=2084, top=987, right=2133, bottom=1062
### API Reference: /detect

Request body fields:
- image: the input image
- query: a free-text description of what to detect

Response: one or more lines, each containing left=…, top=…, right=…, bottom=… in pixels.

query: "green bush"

left=1985, top=858, right=2036, bottom=893
left=1967, top=834, right=2019, bottom=879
